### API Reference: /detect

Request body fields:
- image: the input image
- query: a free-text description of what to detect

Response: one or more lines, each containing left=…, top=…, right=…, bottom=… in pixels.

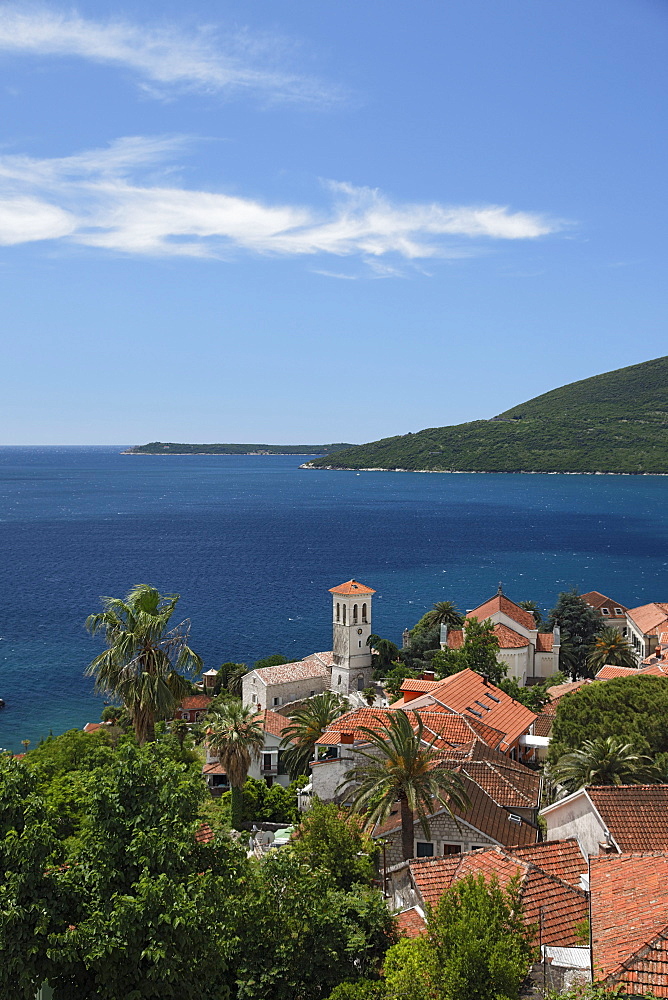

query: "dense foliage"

left=547, top=590, right=603, bottom=678
left=305, top=356, right=668, bottom=473
left=126, top=442, right=352, bottom=455
left=431, top=617, right=507, bottom=685
left=290, top=800, right=377, bottom=891
left=552, top=736, right=663, bottom=791
left=549, top=675, right=668, bottom=763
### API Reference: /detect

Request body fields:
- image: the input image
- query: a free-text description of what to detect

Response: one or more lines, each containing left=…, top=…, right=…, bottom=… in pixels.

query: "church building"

left=242, top=579, right=376, bottom=712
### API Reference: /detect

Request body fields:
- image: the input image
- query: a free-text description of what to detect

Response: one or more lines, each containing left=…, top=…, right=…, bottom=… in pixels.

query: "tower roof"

left=329, top=579, right=376, bottom=596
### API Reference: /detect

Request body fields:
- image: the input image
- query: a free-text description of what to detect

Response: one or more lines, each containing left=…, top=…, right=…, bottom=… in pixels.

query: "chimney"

left=340, top=732, right=354, bottom=745
left=422, top=670, right=435, bottom=681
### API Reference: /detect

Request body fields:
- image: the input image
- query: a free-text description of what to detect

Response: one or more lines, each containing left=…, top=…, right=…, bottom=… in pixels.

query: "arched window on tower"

left=362, top=603, right=368, bottom=623
left=336, top=603, right=340, bottom=622
left=353, top=604, right=358, bottom=623
left=343, top=605, right=347, bottom=625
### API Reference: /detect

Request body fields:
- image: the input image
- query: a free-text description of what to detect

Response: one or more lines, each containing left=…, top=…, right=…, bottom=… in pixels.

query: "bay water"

left=1, top=446, right=667, bottom=752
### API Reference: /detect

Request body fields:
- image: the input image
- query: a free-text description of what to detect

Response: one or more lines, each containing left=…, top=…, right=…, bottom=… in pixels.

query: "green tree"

left=0, top=755, right=61, bottom=1000
left=236, top=850, right=395, bottom=1000
left=254, top=653, right=289, bottom=669
left=384, top=872, right=535, bottom=1000
left=326, top=983, right=388, bottom=1000
left=548, top=674, right=668, bottom=763
left=552, top=736, right=662, bottom=792
left=85, top=584, right=202, bottom=744
left=207, top=702, right=264, bottom=829
left=340, top=710, right=470, bottom=862
left=432, top=617, right=507, bottom=686
left=548, top=590, right=603, bottom=679
left=383, top=662, right=419, bottom=700
left=280, top=691, right=349, bottom=779
left=499, top=677, right=552, bottom=712
left=290, top=800, right=377, bottom=891
left=412, top=602, right=465, bottom=632
left=215, top=661, right=248, bottom=696
left=518, top=600, right=544, bottom=629
left=586, top=628, right=638, bottom=673
left=367, top=635, right=401, bottom=672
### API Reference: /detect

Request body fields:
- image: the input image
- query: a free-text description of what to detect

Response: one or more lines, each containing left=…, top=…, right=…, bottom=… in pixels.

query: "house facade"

left=625, top=603, right=668, bottom=662
left=540, top=785, right=668, bottom=856
left=176, top=694, right=212, bottom=723
left=202, top=708, right=296, bottom=793
left=581, top=591, right=628, bottom=631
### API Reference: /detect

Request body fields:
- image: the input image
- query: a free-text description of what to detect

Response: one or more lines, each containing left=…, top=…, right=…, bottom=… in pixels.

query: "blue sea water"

left=1, top=446, right=667, bottom=752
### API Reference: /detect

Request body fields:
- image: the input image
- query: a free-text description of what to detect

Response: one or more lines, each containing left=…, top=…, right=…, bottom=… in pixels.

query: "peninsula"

left=303, top=356, right=668, bottom=474
left=123, top=441, right=353, bottom=456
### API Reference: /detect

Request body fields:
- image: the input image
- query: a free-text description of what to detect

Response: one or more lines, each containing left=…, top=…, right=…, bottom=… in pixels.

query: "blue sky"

left=1, top=0, right=666, bottom=445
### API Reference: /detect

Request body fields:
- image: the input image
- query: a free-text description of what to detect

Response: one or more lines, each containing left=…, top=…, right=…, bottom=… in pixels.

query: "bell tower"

left=329, top=579, right=376, bottom=695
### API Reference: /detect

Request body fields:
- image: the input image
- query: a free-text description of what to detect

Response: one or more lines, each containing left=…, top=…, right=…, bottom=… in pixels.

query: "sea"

left=1, top=446, right=667, bottom=752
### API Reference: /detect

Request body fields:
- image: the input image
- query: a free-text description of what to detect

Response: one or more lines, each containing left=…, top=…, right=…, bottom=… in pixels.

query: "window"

left=263, top=754, right=273, bottom=770
left=273, top=696, right=280, bottom=706
left=252, top=694, right=257, bottom=703
left=310, top=690, right=315, bottom=696
left=359, top=641, right=362, bottom=647
left=602, top=608, right=610, bottom=616
left=484, top=692, right=501, bottom=704
left=471, top=846, right=486, bottom=851
left=337, top=675, right=341, bottom=685
left=362, top=603, right=367, bottom=623
left=416, top=842, right=434, bottom=857
left=343, top=605, right=347, bottom=625
left=353, top=604, right=358, bottom=623
left=442, top=844, right=461, bottom=855
left=615, top=608, right=624, bottom=615
left=336, top=603, right=340, bottom=622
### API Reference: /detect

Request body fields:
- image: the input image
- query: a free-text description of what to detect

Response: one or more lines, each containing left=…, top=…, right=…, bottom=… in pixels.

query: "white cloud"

left=0, top=137, right=562, bottom=266
left=0, top=5, right=337, bottom=105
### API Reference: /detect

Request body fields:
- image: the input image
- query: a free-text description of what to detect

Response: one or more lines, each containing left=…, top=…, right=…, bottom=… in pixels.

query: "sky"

left=1, top=0, right=666, bottom=445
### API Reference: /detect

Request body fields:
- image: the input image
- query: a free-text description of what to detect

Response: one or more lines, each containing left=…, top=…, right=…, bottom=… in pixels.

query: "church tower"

left=328, top=579, right=376, bottom=695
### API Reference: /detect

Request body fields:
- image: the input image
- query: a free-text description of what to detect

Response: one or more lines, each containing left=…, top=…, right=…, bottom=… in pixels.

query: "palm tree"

left=418, top=601, right=465, bottom=631
left=226, top=663, right=248, bottom=698
left=587, top=628, right=638, bottom=673
left=279, top=691, right=348, bottom=779
left=339, top=710, right=470, bottom=862
left=207, top=702, right=264, bottom=829
left=552, top=736, right=661, bottom=793
left=85, top=584, right=201, bottom=745
left=518, top=600, right=543, bottom=629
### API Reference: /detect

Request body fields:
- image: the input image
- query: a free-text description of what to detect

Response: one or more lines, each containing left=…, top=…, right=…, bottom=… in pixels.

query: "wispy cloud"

left=0, top=137, right=562, bottom=267
left=0, top=5, right=338, bottom=105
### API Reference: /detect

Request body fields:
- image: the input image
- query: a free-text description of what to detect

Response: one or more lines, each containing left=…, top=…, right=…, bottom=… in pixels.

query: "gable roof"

left=468, top=594, right=538, bottom=631
left=510, top=839, right=586, bottom=888
left=329, top=579, right=376, bottom=596
left=586, top=786, right=668, bottom=852
left=179, top=694, right=212, bottom=711
left=590, top=852, right=668, bottom=995
left=315, top=706, right=506, bottom=751
left=594, top=664, right=638, bottom=680
left=250, top=654, right=331, bottom=686
left=253, top=709, right=294, bottom=739
left=581, top=591, right=628, bottom=614
left=404, top=844, right=587, bottom=946
left=627, top=603, right=668, bottom=636
left=396, top=906, right=427, bottom=938
left=418, top=669, right=537, bottom=750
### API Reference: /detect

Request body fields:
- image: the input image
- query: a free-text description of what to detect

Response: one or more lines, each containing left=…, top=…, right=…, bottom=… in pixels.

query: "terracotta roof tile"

left=534, top=713, right=554, bottom=737
left=328, top=579, right=376, bottom=596
left=627, top=603, right=668, bottom=636
left=492, top=623, right=530, bottom=649
left=590, top=852, right=668, bottom=995
left=400, top=678, right=442, bottom=692
left=581, top=591, right=628, bottom=614
left=251, top=655, right=331, bottom=686
left=423, top=670, right=537, bottom=749
left=587, top=786, right=668, bottom=852
left=202, top=762, right=226, bottom=775
left=535, top=633, right=554, bottom=651
left=396, top=906, right=427, bottom=937
left=510, top=839, right=586, bottom=889
left=594, top=664, right=639, bottom=680
left=179, top=694, right=212, bottom=711
left=195, top=823, right=214, bottom=844
left=253, top=709, right=293, bottom=739
left=468, top=594, right=538, bottom=631
left=406, top=845, right=587, bottom=946
left=315, top=706, right=505, bottom=751
left=83, top=722, right=107, bottom=733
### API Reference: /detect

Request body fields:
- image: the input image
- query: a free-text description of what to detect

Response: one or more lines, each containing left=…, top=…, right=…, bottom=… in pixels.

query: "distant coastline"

left=123, top=441, right=354, bottom=456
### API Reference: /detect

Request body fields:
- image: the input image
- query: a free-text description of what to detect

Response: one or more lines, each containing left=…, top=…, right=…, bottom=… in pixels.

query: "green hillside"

left=304, top=356, right=668, bottom=474
left=123, top=442, right=352, bottom=456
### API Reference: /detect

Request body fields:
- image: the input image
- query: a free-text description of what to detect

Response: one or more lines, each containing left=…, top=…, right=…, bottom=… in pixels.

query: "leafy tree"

left=548, top=675, right=668, bottom=763
left=587, top=628, right=637, bottom=673
left=254, top=653, right=289, bottom=669
left=499, top=677, right=552, bottom=713
left=547, top=590, right=602, bottom=679
left=383, top=872, right=535, bottom=1000
left=340, top=710, right=469, bottom=862
left=362, top=686, right=377, bottom=707
left=552, top=736, right=662, bottom=792
left=236, top=850, right=395, bottom=1000
left=0, top=755, right=62, bottom=1000
left=207, top=702, right=264, bottom=829
left=326, top=983, right=388, bottom=1000
left=290, top=800, right=377, bottom=891
left=431, top=617, right=507, bottom=686
left=85, top=584, right=201, bottom=744
left=280, top=691, right=349, bottom=779
left=215, top=661, right=249, bottom=696
left=399, top=625, right=441, bottom=674
left=412, top=602, right=465, bottom=632
left=367, top=635, right=401, bottom=672
left=383, top=662, right=419, bottom=700
left=222, top=775, right=306, bottom=825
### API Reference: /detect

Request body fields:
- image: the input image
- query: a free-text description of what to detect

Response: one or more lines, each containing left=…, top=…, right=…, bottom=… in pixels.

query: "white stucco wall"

left=243, top=670, right=329, bottom=710
left=541, top=791, right=608, bottom=856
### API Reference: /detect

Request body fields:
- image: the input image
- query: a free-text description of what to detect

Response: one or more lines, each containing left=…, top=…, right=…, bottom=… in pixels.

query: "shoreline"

left=300, top=464, right=668, bottom=476
left=121, top=451, right=324, bottom=456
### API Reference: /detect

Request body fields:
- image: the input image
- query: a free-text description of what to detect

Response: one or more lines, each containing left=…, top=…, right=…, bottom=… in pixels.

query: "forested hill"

left=304, top=356, right=668, bottom=474
left=123, top=442, right=353, bottom=456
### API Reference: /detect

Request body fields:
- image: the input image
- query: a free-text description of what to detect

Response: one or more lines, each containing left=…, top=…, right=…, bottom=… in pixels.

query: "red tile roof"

left=581, top=591, right=628, bottom=614
left=535, top=633, right=554, bottom=651
left=396, top=906, right=427, bottom=938
left=83, top=722, right=107, bottom=733
left=468, top=594, right=538, bottom=631
left=202, top=762, right=226, bottom=775
left=329, top=579, right=376, bottom=596
left=627, top=603, right=668, bottom=636
left=594, top=664, right=638, bottom=680
left=406, top=844, right=587, bottom=946
left=195, top=823, right=215, bottom=844
left=253, top=708, right=293, bottom=739
left=587, top=785, right=668, bottom=852
left=315, top=706, right=505, bottom=751
left=424, top=670, right=537, bottom=750
left=590, top=852, right=668, bottom=995
left=179, top=694, right=212, bottom=711
left=493, top=623, right=530, bottom=648
left=400, top=678, right=442, bottom=693
left=510, top=839, right=586, bottom=889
